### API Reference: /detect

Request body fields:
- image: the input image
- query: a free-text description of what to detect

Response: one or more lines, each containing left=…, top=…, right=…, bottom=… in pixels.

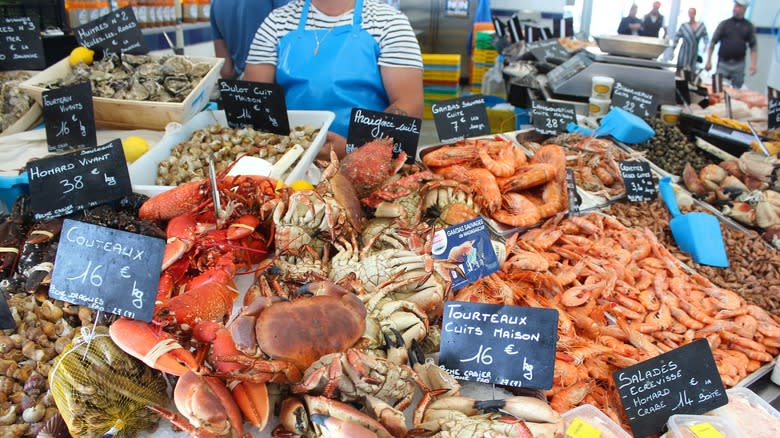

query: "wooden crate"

left=18, top=56, right=223, bottom=131
left=1, top=103, right=42, bottom=137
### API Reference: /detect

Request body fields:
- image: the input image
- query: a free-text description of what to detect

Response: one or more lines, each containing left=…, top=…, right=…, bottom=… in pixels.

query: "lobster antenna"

left=207, top=155, right=223, bottom=227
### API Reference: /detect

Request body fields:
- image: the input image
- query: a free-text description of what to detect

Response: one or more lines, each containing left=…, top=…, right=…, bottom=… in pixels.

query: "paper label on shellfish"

left=433, top=217, right=498, bottom=291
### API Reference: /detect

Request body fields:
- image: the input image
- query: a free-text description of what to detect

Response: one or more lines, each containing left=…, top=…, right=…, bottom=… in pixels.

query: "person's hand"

left=704, top=61, right=712, bottom=71
left=749, top=63, right=757, bottom=75
left=316, top=132, right=347, bottom=161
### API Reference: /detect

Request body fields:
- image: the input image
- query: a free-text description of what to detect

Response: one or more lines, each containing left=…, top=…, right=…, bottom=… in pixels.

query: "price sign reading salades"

left=612, top=82, right=657, bottom=119
left=50, top=219, right=164, bottom=321
left=42, top=81, right=97, bottom=152
left=531, top=100, right=576, bottom=136
left=73, top=6, right=148, bottom=56
left=769, top=96, right=779, bottom=131
left=613, top=339, right=728, bottom=438
left=527, top=39, right=570, bottom=62
left=0, top=16, right=45, bottom=71
left=346, top=108, right=421, bottom=164
left=27, top=139, right=132, bottom=221
left=619, top=161, right=657, bottom=202
left=431, top=217, right=499, bottom=291
left=219, top=79, right=290, bottom=134
left=439, top=301, right=558, bottom=389
left=431, top=94, right=491, bottom=143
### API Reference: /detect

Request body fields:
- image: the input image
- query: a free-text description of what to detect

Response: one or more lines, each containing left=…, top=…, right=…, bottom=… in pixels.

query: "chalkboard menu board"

left=0, top=296, right=14, bottom=330
left=73, top=6, right=148, bottom=56
left=565, top=168, right=579, bottom=215
left=612, top=82, right=657, bottom=119
left=42, top=82, right=97, bottom=152
left=613, top=339, right=728, bottom=438
left=0, top=16, right=45, bottom=71
left=531, top=100, right=576, bottom=136
left=219, top=79, right=290, bottom=134
left=769, top=97, right=779, bottom=131
left=346, top=108, right=421, bottom=164
left=619, top=161, right=657, bottom=202
left=439, top=302, right=558, bottom=389
left=527, top=39, right=570, bottom=62
left=27, top=139, right=132, bottom=221
left=50, top=219, right=164, bottom=321
left=431, top=94, right=491, bottom=143
left=431, top=217, right=499, bottom=291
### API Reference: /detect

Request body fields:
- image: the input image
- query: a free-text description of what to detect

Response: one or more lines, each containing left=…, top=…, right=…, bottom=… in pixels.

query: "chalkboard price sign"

left=612, top=82, right=657, bottom=119
left=769, top=97, right=779, bottom=131
left=346, top=108, right=421, bottom=164
left=50, top=219, right=164, bottom=321
left=527, top=39, right=570, bottom=62
left=431, top=94, right=491, bottom=143
left=439, top=302, right=558, bottom=389
left=431, top=217, right=499, bottom=291
left=531, top=100, right=576, bottom=136
left=0, top=296, right=14, bottom=330
left=619, top=160, right=657, bottom=202
left=73, top=6, right=148, bottom=56
left=613, top=339, right=728, bottom=438
left=0, top=16, right=45, bottom=71
left=27, top=139, right=132, bottom=221
left=219, top=79, right=290, bottom=134
left=42, top=81, right=97, bottom=152
left=565, top=168, right=580, bottom=215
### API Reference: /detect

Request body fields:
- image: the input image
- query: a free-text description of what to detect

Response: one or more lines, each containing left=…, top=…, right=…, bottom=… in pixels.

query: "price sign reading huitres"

left=531, top=100, right=576, bottom=136
left=73, top=6, right=148, bottom=56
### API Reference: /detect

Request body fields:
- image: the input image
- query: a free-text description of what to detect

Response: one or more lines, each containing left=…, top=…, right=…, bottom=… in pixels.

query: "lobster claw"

left=227, top=214, right=260, bottom=240
left=109, top=318, right=198, bottom=376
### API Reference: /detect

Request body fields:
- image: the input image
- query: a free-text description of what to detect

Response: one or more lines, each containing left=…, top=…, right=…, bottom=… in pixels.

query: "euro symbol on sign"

left=689, top=378, right=698, bottom=386
left=504, top=344, right=519, bottom=355
left=8, top=44, right=15, bottom=51
left=120, top=266, right=131, bottom=279
left=91, top=168, right=99, bottom=175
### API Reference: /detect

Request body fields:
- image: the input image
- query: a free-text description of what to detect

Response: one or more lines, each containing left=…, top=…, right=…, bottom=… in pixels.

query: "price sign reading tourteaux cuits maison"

left=769, top=96, right=779, bottom=131
left=619, top=161, right=657, bottom=202
left=431, top=217, right=498, bottom=291
left=431, top=94, right=491, bottom=143
left=439, top=302, right=558, bottom=389
left=27, top=139, right=132, bottom=221
left=612, top=82, right=657, bottom=119
left=42, top=81, right=97, bottom=152
left=50, top=220, right=164, bottom=321
left=73, top=6, right=148, bottom=56
left=613, top=339, right=728, bottom=438
left=346, top=108, right=421, bottom=164
left=0, top=16, right=45, bottom=71
left=219, top=79, right=290, bottom=134
left=531, top=100, right=576, bottom=136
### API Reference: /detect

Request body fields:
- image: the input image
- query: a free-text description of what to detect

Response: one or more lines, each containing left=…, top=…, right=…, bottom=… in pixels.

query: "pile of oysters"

left=1, top=71, right=35, bottom=133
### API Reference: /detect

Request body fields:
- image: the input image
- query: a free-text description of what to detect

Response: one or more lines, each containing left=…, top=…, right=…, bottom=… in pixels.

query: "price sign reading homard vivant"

left=50, top=220, right=164, bottom=321
left=27, top=139, right=132, bottom=221
left=346, top=108, right=421, bottom=164
left=431, top=217, right=499, bottom=291
left=612, top=82, right=657, bottom=119
left=613, top=339, right=728, bottom=438
left=219, top=79, right=290, bottom=134
left=0, top=296, right=14, bottom=330
left=531, top=100, right=576, bottom=136
left=769, top=96, right=779, bottom=131
left=431, top=94, right=491, bottom=143
left=527, top=39, right=570, bottom=62
left=439, top=302, right=558, bottom=389
left=73, top=6, right=148, bottom=56
left=42, top=81, right=97, bottom=152
left=619, top=161, right=657, bottom=202
left=0, top=16, right=45, bottom=71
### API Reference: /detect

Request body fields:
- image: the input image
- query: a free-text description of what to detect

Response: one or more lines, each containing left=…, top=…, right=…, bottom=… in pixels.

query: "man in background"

left=211, top=0, right=290, bottom=79
left=618, top=4, right=643, bottom=36
left=641, top=1, right=666, bottom=38
left=705, top=0, right=757, bottom=88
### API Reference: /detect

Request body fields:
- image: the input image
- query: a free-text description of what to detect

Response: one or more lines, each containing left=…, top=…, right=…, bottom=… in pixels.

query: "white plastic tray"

left=667, top=414, right=741, bottom=438
left=562, top=404, right=631, bottom=438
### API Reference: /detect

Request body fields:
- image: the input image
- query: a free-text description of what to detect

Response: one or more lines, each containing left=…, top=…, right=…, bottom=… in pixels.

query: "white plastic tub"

left=667, top=414, right=740, bottom=438
left=707, top=387, right=780, bottom=438
left=562, top=404, right=631, bottom=438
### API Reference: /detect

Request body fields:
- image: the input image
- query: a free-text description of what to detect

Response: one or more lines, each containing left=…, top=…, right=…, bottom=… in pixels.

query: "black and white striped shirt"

left=246, top=0, right=423, bottom=69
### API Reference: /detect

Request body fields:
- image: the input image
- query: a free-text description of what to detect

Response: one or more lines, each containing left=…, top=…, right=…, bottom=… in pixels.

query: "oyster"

left=160, top=55, right=193, bottom=77
left=189, top=62, right=211, bottom=80
left=122, top=54, right=151, bottom=66
left=163, top=76, right=192, bottom=97
left=0, top=71, right=35, bottom=132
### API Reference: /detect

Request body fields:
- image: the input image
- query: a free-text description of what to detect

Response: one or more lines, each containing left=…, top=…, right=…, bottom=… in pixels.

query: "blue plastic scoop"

left=567, top=107, right=655, bottom=144
left=659, top=177, right=728, bottom=267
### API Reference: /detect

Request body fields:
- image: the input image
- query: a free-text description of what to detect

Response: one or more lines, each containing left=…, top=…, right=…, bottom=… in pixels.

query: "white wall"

left=745, top=0, right=779, bottom=91
left=491, top=0, right=566, bottom=14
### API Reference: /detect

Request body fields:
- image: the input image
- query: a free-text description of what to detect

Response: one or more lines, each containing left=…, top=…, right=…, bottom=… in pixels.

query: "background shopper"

left=704, top=0, right=757, bottom=88
left=674, top=7, right=708, bottom=74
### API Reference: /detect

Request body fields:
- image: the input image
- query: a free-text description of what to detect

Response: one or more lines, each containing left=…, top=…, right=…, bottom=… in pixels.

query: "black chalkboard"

left=218, top=79, right=290, bottom=134
left=73, top=6, right=148, bottom=56
left=431, top=94, right=491, bottom=143
left=612, top=82, right=657, bottom=119
left=619, top=161, right=657, bottom=202
left=565, top=168, right=580, bottom=215
left=769, top=97, right=779, bottom=131
left=528, top=39, right=570, bottom=62
left=613, top=339, right=728, bottom=438
left=0, top=296, right=14, bottom=330
left=27, top=139, right=132, bottom=221
left=439, top=301, right=558, bottom=389
left=531, top=100, right=576, bottom=136
left=0, top=16, right=45, bottom=71
left=50, top=219, right=164, bottom=321
left=42, top=82, right=97, bottom=152
left=346, top=108, right=421, bottom=164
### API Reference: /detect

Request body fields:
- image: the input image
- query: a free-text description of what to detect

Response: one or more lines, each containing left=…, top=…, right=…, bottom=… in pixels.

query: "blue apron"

left=276, top=0, right=389, bottom=137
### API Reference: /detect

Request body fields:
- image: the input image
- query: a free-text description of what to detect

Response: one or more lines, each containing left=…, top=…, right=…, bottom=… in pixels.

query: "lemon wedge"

left=290, top=180, right=314, bottom=191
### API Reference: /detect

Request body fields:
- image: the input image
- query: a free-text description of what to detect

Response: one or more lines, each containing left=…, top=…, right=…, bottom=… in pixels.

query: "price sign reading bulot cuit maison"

left=27, top=139, right=132, bottom=221
left=50, top=220, right=164, bottom=321
left=531, top=100, right=576, bottom=136
left=431, top=94, right=491, bottom=143
left=219, top=79, right=290, bottom=134
left=346, top=108, right=421, bottom=164
left=0, top=16, right=45, bottom=71
left=612, top=82, right=657, bottom=119
left=439, top=302, right=558, bottom=389
left=73, top=6, right=148, bottom=56
left=42, top=81, right=97, bottom=152
left=619, top=161, right=657, bottom=202
left=613, top=339, right=728, bottom=438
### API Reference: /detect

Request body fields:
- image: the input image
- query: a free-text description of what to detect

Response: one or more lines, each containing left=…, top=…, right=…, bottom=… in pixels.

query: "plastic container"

left=667, top=414, right=740, bottom=438
left=181, top=0, right=199, bottom=23
left=591, top=75, right=615, bottom=98
left=707, top=387, right=780, bottom=438
left=661, top=105, right=682, bottom=125
left=562, top=404, right=631, bottom=438
left=589, top=96, right=611, bottom=117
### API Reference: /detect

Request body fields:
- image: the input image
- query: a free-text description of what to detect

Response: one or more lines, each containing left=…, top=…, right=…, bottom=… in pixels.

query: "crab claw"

left=230, top=381, right=270, bottom=430
left=473, top=397, right=561, bottom=424
left=109, top=318, right=198, bottom=376
left=227, top=214, right=260, bottom=240
left=311, top=414, right=379, bottom=438
left=171, top=371, right=245, bottom=438
left=382, top=327, right=408, bottom=366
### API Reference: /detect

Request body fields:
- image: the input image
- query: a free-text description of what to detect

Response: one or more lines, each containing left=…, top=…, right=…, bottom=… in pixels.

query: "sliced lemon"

left=122, top=136, right=149, bottom=163
left=69, top=46, right=94, bottom=66
left=290, top=180, right=314, bottom=191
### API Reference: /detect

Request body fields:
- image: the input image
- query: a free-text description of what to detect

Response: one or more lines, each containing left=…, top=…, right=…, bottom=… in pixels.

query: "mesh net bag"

left=48, top=326, right=169, bottom=438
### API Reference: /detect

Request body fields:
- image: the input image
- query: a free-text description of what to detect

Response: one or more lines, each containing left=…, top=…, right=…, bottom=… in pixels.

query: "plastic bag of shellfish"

left=48, top=326, right=168, bottom=437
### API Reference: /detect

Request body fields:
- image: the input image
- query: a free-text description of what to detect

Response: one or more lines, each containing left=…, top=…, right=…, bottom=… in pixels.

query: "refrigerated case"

left=400, top=0, right=480, bottom=81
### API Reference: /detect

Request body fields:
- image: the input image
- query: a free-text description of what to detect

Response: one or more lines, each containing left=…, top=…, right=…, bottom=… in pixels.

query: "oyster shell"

left=189, top=62, right=211, bottom=80
left=163, top=76, right=192, bottom=97
left=160, top=55, right=193, bottom=77
left=0, top=71, right=35, bottom=132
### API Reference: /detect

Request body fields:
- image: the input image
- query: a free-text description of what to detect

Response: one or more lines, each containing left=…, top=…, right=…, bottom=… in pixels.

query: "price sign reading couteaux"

left=73, top=6, right=148, bottom=56
left=619, top=161, right=657, bottom=202
left=612, top=82, right=657, bottom=119
left=431, top=94, right=491, bottom=143
left=0, top=16, right=45, bottom=71
left=219, top=79, right=290, bottom=135
left=42, top=81, right=97, bottom=152
left=531, top=100, right=576, bottom=136
left=346, top=107, right=421, bottom=164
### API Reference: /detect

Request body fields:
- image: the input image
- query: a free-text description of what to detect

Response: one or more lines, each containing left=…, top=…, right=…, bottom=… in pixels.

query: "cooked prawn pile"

left=454, top=212, right=779, bottom=427
left=421, top=138, right=568, bottom=228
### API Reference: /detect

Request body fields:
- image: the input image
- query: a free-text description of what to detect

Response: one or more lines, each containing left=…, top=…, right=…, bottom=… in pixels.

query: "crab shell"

left=338, top=138, right=407, bottom=199
left=174, top=371, right=244, bottom=438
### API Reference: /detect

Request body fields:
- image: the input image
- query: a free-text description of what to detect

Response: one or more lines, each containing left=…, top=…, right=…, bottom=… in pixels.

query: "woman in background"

left=674, top=7, right=708, bottom=75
